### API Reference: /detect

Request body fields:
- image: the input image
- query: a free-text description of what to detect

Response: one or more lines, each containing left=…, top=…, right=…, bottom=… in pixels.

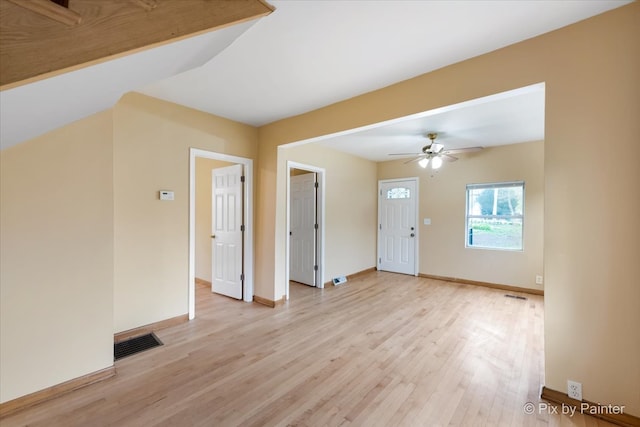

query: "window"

left=386, top=187, right=411, bottom=199
left=466, top=181, right=524, bottom=250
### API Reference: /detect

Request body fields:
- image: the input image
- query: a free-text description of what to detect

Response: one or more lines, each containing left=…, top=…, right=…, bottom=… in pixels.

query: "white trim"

left=377, top=177, right=420, bottom=276
left=285, top=161, right=326, bottom=300
left=189, top=148, right=254, bottom=319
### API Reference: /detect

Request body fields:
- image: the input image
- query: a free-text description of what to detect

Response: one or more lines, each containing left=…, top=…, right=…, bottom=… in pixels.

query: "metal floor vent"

left=505, top=294, right=527, bottom=300
left=114, top=333, right=163, bottom=361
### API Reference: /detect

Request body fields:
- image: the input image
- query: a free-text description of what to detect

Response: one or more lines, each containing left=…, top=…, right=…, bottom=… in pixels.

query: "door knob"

left=211, top=235, right=216, bottom=238
left=410, top=233, right=415, bottom=237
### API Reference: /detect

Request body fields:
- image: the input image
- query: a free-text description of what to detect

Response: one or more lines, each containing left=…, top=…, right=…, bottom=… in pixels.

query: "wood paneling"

left=6, top=0, right=81, bottom=26
left=0, top=0, right=274, bottom=88
left=0, top=272, right=621, bottom=426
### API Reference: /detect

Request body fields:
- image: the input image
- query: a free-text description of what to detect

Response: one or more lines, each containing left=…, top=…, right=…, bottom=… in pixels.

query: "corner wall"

left=0, top=111, right=114, bottom=403
left=113, top=93, right=257, bottom=333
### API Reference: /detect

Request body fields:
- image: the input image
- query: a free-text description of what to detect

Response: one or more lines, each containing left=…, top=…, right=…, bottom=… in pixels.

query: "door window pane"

left=387, top=187, right=410, bottom=199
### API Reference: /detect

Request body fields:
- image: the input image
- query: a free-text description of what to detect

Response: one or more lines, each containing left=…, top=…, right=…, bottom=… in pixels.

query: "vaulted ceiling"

left=0, top=0, right=631, bottom=150
left=0, top=0, right=272, bottom=148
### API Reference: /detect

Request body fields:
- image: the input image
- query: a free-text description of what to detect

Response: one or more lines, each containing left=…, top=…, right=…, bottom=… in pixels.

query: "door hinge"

left=314, top=182, right=319, bottom=189
left=379, top=257, right=381, bottom=264
left=314, top=265, right=318, bottom=271
left=380, top=189, right=382, bottom=196
left=240, top=274, right=244, bottom=282
left=241, top=224, right=245, bottom=232
left=379, top=224, right=382, bottom=230
left=314, top=223, right=318, bottom=230
left=240, top=175, right=245, bottom=183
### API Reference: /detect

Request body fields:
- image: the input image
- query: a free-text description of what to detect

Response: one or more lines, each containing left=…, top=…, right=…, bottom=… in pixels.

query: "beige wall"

left=378, top=141, right=544, bottom=290
left=257, top=3, right=639, bottom=415
left=0, top=92, right=258, bottom=402
left=195, top=157, right=235, bottom=282
left=280, top=143, right=377, bottom=297
left=113, top=93, right=257, bottom=333
left=0, top=111, right=114, bottom=403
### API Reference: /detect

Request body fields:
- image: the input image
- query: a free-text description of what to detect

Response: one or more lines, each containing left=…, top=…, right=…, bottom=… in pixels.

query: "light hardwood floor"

left=2, top=272, right=616, bottom=426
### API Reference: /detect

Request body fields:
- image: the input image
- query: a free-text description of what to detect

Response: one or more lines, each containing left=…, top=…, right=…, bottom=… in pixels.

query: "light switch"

left=423, top=218, right=431, bottom=225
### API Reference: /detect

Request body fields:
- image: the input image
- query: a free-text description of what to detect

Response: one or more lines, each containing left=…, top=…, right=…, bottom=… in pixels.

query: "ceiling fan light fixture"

left=419, top=157, right=429, bottom=168
left=431, top=156, right=443, bottom=169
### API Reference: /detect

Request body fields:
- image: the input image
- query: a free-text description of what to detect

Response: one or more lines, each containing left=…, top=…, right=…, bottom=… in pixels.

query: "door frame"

left=285, top=161, right=325, bottom=299
left=377, top=177, right=420, bottom=276
left=189, top=148, right=254, bottom=319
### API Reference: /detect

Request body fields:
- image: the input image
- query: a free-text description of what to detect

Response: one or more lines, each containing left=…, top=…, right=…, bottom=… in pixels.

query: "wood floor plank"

left=1, top=272, right=619, bottom=426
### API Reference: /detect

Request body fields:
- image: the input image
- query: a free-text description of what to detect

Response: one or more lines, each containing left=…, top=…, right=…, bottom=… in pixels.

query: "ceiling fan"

left=388, top=132, right=483, bottom=169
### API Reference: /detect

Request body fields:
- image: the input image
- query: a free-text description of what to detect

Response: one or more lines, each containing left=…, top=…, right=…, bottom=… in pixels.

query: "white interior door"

left=378, top=179, right=417, bottom=275
left=290, top=172, right=317, bottom=286
left=211, top=164, right=244, bottom=299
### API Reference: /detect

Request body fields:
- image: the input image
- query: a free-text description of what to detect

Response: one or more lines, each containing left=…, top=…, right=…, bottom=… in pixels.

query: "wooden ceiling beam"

left=6, top=0, right=81, bottom=27
left=129, top=0, right=158, bottom=12
left=0, top=0, right=274, bottom=89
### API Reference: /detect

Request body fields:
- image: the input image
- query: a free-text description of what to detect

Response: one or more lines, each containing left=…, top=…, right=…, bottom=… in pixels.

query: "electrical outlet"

left=567, top=380, right=582, bottom=400
left=535, top=275, right=543, bottom=285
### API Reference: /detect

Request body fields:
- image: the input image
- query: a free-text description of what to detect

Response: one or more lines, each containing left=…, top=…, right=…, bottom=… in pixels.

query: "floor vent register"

left=114, top=333, right=163, bottom=361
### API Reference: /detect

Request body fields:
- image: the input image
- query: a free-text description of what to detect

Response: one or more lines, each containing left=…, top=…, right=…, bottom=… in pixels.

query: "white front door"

left=290, top=173, right=317, bottom=286
left=378, top=179, right=418, bottom=275
left=211, top=164, right=244, bottom=299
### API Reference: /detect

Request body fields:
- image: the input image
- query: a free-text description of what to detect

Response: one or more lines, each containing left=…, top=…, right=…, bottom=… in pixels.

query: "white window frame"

left=465, top=181, right=525, bottom=251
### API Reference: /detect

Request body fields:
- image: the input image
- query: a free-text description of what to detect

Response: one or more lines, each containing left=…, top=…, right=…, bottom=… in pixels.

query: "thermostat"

left=159, top=190, right=174, bottom=201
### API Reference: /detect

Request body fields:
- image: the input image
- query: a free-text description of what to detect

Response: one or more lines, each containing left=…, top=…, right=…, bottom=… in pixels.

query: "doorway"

left=377, top=178, right=419, bottom=276
left=189, top=148, right=254, bottom=320
left=285, top=161, right=325, bottom=300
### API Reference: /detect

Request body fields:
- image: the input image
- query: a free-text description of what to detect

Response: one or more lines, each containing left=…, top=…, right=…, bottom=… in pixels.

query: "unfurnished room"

left=0, top=1, right=638, bottom=426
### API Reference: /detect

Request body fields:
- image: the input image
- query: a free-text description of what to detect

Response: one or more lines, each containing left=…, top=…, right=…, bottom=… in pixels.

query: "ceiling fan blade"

left=442, top=146, right=483, bottom=155
left=404, top=156, right=424, bottom=164
left=442, top=154, right=458, bottom=162
left=388, top=152, right=422, bottom=156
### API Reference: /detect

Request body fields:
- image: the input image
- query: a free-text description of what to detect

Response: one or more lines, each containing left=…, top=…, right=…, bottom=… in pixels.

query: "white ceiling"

left=311, top=83, right=545, bottom=162
left=139, top=0, right=627, bottom=127
left=0, top=0, right=631, bottom=151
